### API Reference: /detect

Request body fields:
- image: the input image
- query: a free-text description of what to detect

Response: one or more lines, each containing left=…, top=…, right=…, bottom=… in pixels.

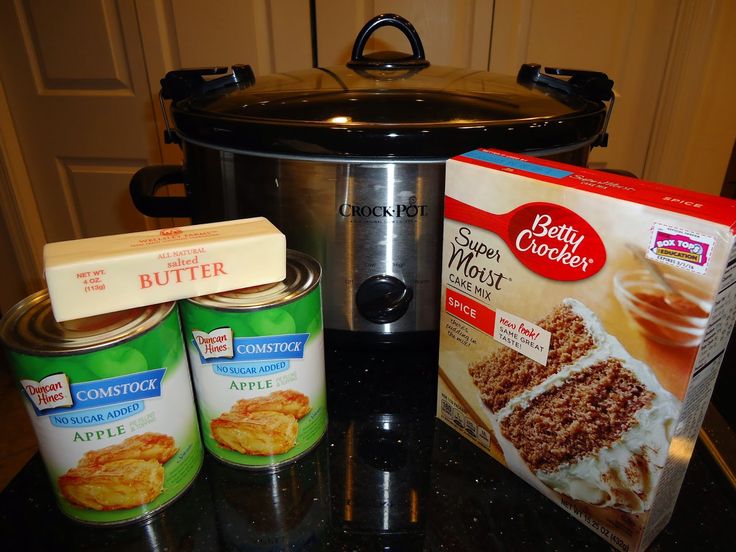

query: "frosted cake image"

left=469, top=299, right=680, bottom=513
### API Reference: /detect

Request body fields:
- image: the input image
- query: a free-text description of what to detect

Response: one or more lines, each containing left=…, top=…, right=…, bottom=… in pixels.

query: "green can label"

left=4, top=302, right=203, bottom=525
left=180, top=281, right=327, bottom=469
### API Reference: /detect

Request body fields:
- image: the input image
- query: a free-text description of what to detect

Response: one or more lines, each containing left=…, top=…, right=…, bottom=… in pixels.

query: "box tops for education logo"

left=647, top=223, right=715, bottom=275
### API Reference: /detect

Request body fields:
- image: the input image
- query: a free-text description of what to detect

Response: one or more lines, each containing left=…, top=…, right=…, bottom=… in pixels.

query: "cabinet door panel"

left=315, top=0, right=493, bottom=69
left=490, top=0, right=678, bottom=177
left=166, top=0, right=312, bottom=73
left=0, top=0, right=158, bottom=244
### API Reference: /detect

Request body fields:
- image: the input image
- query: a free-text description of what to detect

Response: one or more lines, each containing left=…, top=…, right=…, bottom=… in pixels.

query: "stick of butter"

left=44, top=217, right=286, bottom=322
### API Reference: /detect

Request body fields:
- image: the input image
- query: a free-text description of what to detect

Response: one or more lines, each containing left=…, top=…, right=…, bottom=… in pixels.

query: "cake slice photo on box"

left=468, top=298, right=680, bottom=513
left=437, top=147, right=736, bottom=551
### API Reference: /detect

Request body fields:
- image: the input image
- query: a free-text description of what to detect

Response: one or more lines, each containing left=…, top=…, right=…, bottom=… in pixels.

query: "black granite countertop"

left=2, top=342, right=734, bottom=551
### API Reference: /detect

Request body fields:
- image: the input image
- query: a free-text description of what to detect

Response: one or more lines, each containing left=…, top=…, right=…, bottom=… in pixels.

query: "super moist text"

left=448, top=227, right=510, bottom=295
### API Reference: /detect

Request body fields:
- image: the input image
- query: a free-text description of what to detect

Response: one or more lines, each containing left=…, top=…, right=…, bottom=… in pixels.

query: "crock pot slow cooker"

left=131, top=13, right=614, bottom=346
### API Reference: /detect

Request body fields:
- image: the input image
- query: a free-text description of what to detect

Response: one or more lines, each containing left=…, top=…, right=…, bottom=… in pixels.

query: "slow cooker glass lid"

left=165, top=14, right=611, bottom=158
left=183, top=67, right=598, bottom=126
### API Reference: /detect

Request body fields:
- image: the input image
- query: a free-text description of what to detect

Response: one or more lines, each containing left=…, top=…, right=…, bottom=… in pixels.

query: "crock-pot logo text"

left=447, top=227, right=510, bottom=300
left=339, top=196, right=427, bottom=219
left=444, top=197, right=605, bottom=282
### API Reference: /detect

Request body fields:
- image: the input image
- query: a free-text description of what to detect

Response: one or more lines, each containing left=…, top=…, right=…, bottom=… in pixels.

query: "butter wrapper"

left=44, top=217, right=286, bottom=321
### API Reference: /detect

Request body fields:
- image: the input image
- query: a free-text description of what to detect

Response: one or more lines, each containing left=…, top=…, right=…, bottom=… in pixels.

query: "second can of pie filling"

left=179, top=250, right=327, bottom=469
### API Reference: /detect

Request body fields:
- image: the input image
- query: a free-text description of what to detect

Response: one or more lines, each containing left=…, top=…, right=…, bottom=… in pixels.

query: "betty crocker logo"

left=444, top=197, right=606, bottom=281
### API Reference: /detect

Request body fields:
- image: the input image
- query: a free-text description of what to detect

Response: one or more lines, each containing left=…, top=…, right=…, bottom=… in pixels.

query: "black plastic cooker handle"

left=161, top=65, right=256, bottom=103
left=347, top=13, right=430, bottom=69
left=130, top=165, right=192, bottom=218
left=517, top=63, right=614, bottom=101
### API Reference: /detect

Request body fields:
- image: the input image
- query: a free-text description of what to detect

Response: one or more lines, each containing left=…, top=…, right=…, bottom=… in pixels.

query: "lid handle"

left=159, top=65, right=256, bottom=144
left=160, top=65, right=256, bottom=103
left=518, top=64, right=615, bottom=148
left=517, top=64, right=614, bottom=101
left=348, top=14, right=430, bottom=69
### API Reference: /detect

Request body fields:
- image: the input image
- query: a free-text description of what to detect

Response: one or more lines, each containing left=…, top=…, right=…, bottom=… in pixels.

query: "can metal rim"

left=0, top=289, right=176, bottom=356
left=186, top=249, right=322, bottom=311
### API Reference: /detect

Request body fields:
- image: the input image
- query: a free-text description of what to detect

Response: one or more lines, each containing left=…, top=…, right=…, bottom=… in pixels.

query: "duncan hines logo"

left=21, top=373, right=73, bottom=411
left=338, top=196, right=428, bottom=218
left=193, top=328, right=234, bottom=359
left=445, top=197, right=606, bottom=281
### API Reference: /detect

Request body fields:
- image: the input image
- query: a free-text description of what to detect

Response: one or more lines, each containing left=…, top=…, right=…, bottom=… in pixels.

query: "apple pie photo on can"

left=58, top=432, right=178, bottom=511
left=210, top=389, right=311, bottom=456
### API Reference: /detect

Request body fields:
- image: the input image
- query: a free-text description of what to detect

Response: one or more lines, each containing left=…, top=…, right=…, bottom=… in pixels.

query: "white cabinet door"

left=135, top=0, right=314, bottom=167
left=313, top=0, right=493, bottom=69
left=489, top=0, right=679, bottom=177
left=161, top=0, right=312, bottom=72
left=0, top=0, right=162, bottom=243
left=0, top=0, right=312, bottom=307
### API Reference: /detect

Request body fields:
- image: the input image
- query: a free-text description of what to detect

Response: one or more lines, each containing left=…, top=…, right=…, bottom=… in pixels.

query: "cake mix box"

left=436, top=148, right=736, bottom=551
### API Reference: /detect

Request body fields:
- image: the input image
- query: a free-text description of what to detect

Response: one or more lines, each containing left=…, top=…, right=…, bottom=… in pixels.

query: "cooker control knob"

left=356, top=275, right=413, bottom=324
